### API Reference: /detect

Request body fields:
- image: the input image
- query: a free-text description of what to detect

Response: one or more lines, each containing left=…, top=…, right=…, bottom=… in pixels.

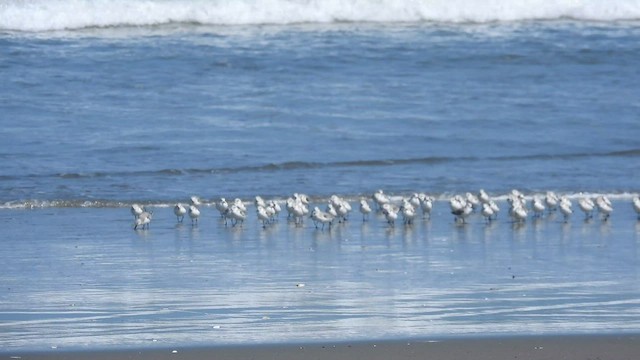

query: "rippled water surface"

left=1, top=202, right=639, bottom=350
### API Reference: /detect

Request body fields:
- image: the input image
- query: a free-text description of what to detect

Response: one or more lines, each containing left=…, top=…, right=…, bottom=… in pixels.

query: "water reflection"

left=3, top=206, right=640, bottom=350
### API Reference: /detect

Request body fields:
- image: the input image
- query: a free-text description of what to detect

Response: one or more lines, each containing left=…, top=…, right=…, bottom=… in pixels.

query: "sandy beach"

left=6, top=334, right=640, bottom=360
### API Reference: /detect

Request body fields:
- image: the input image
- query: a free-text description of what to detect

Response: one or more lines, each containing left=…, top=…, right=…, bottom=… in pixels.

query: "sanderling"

left=215, top=198, right=229, bottom=218
left=465, top=192, right=480, bottom=210
left=286, top=196, right=307, bottom=226
left=408, top=193, right=421, bottom=210
left=452, top=201, right=473, bottom=224
left=190, top=196, right=201, bottom=206
left=256, top=206, right=271, bottom=228
left=478, top=189, right=491, bottom=204
left=545, top=191, right=559, bottom=212
left=335, top=202, right=350, bottom=223
left=233, top=198, right=247, bottom=213
left=449, top=195, right=466, bottom=213
left=512, top=204, right=528, bottom=223
left=131, top=203, right=144, bottom=219
left=359, top=198, right=372, bottom=222
left=595, top=196, right=613, bottom=221
left=532, top=197, right=546, bottom=218
left=419, top=195, right=434, bottom=220
left=255, top=196, right=266, bottom=208
left=174, top=203, right=187, bottom=223
left=188, top=205, right=200, bottom=225
left=578, top=197, right=595, bottom=219
left=267, top=200, right=281, bottom=221
left=401, top=200, right=417, bottom=225
left=559, top=197, right=573, bottom=222
left=489, top=200, right=500, bottom=220
left=481, top=203, right=494, bottom=222
left=382, top=205, right=399, bottom=226
left=311, top=206, right=334, bottom=230
left=372, top=189, right=390, bottom=210
left=134, top=210, right=152, bottom=230
left=228, top=204, right=246, bottom=227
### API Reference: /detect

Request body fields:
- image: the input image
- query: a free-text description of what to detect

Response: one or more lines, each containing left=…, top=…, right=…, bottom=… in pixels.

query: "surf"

left=2, top=0, right=639, bottom=32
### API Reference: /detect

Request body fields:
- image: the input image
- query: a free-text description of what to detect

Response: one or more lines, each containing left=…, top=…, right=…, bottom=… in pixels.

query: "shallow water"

left=1, top=201, right=639, bottom=350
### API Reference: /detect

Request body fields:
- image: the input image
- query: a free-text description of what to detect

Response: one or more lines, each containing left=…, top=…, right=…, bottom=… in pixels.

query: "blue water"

left=2, top=0, right=640, bottom=352
left=2, top=20, right=640, bottom=206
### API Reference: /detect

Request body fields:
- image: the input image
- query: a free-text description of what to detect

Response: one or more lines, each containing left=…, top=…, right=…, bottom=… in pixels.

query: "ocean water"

left=1, top=0, right=640, bottom=352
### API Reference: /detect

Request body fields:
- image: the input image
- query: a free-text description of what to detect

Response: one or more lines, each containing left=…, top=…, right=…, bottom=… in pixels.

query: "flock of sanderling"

left=131, top=190, right=640, bottom=231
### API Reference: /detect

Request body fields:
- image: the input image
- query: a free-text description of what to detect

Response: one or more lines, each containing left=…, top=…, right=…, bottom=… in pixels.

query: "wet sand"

left=1, top=200, right=640, bottom=350
left=7, top=334, right=640, bottom=360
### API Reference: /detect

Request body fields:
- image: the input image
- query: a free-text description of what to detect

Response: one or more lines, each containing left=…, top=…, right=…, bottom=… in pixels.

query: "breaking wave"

left=1, top=0, right=639, bottom=32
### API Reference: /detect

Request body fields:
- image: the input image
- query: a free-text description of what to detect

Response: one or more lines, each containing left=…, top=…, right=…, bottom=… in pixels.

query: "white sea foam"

left=2, top=192, right=638, bottom=209
left=1, top=0, right=639, bottom=32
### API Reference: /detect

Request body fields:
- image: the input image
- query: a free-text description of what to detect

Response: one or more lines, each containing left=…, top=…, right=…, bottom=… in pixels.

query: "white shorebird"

left=331, top=194, right=351, bottom=210
left=408, top=193, right=421, bottom=210
left=372, top=189, right=390, bottom=210
left=268, top=200, right=281, bottom=220
left=311, top=206, right=334, bottom=230
left=291, top=203, right=306, bottom=226
left=531, top=197, right=546, bottom=218
left=228, top=204, right=246, bottom=227
left=512, top=204, right=528, bottom=223
left=190, top=196, right=202, bottom=206
left=478, top=189, right=491, bottom=204
left=325, top=203, right=338, bottom=219
left=401, top=201, right=417, bottom=225
left=488, top=200, right=500, bottom=220
left=286, top=194, right=308, bottom=221
left=254, top=196, right=266, bottom=208
left=595, top=196, right=613, bottom=221
left=131, top=203, right=144, bottom=219
left=256, top=206, right=271, bottom=228
left=452, top=201, right=473, bottom=224
left=215, top=198, right=229, bottom=218
left=632, top=196, right=640, bottom=219
left=359, top=198, right=372, bottom=222
left=559, top=197, right=572, bottom=222
left=188, top=205, right=200, bottom=225
left=287, top=197, right=307, bottom=226
left=481, top=203, right=494, bottom=223
left=335, top=202, right=350, bottom=223
left=264, top=204, right=276, bottom=221
left=508, top=190, right=526, bottom=210
left=330, top=195, right=351, bottom=222
left=578, top=197, right=595, bottom=219
left=449, top=195, right=466, bottom=214
left=285, top=197, right=296, bottom=219
left=419, top=194, right=434, bottom=219
left=173, top=203, right=187, bottom=223
left=233, top=198, right=247, bottom=213
left=465, top=192, right=480, bottom=210
left=545, top=191, right=559, bottom=212
left=134, top=210, right=152, bottom=230
left=382, top=205, right=399, bottom=226
left=293, top=193, right=310, bottom=206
